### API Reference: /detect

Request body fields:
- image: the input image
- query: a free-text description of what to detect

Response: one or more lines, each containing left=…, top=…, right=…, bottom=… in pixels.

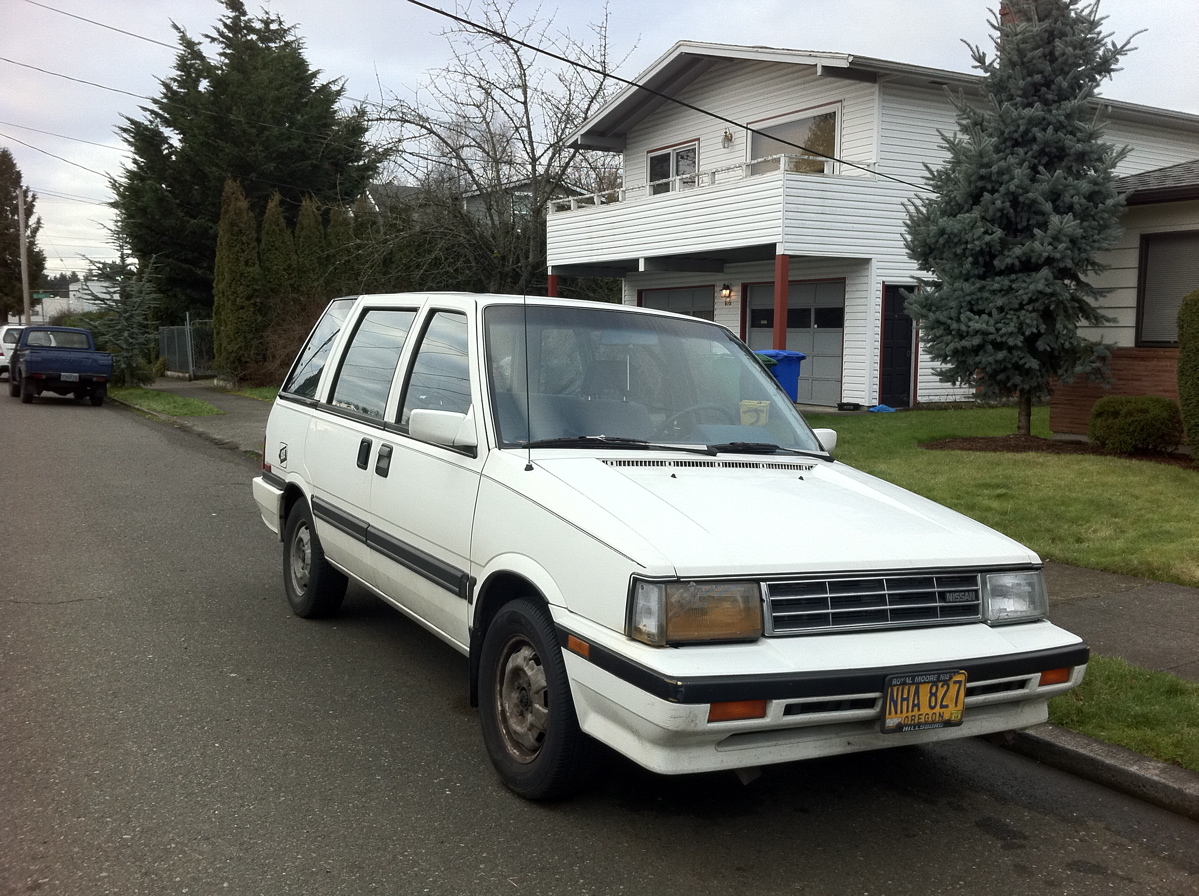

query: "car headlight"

left=983, top=571, right=1048, bottom=624
left=628, top=579, right=763, bottom=646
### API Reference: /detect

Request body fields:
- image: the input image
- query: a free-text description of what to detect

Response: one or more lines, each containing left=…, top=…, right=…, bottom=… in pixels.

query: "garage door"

left=746, top=280, right=844, bottom=406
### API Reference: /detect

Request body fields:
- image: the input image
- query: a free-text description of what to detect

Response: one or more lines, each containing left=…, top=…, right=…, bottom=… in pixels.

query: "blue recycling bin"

left=755, top=350, right=806, bottom=402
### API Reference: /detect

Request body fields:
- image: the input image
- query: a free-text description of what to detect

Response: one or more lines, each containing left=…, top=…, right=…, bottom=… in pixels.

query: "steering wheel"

left=656, top=403, right=736, bottom=438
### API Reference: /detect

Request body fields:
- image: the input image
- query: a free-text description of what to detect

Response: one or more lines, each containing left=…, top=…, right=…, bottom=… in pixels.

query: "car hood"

left=532, top=453, right=1039, bottom=576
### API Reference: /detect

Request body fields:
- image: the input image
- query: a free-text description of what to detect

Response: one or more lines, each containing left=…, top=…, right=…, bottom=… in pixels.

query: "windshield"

left=484, top=303, right=824, bottom=453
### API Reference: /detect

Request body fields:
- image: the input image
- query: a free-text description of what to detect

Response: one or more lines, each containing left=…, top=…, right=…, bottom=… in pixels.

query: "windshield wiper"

left=707, top=441, right=830, bottom=459
left=524, top=435, right=715, bottom=455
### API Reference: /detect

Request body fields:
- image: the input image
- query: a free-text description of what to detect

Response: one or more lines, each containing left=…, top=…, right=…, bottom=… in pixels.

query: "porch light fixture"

left=720, top=284, right=733, bottom=304
left=721, top=129, right=735, bottom=148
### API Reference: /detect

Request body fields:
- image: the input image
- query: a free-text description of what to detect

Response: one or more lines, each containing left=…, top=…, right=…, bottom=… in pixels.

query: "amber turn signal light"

left=708, top=700, right=768, bottom=723
left=1038, top=667, right=1072, bottom=687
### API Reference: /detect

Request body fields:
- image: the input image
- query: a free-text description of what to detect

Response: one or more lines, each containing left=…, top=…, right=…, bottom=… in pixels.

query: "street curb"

left=107, top=395, right=254, bottom=455
left=991, top=724, right=1199, bottom=822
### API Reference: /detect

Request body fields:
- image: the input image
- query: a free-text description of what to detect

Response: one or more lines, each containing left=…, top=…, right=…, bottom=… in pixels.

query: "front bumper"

left=556, top=613, right=1087, bottom=775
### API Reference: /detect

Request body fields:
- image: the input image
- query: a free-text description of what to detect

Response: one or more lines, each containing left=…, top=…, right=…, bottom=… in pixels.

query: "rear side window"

left=329, top=309, right=417, bottom=419
left=281, top=299, right=355, bottom=399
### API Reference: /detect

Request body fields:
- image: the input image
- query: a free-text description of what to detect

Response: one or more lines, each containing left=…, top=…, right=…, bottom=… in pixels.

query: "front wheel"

left=282, top=501, right=346, bottom=618
left=479, top=598, right=592, bottom=800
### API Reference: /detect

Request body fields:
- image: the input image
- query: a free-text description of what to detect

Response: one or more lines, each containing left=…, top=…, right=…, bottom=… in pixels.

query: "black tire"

left=479, top=598, right=593, bottom=800
left=89, top=387, right=105, bottom=407
left=8, top=374, right=18, bottom=398
left=282, top=501, right=346, bottom=618
left=19, top=375, right=33, bottom=404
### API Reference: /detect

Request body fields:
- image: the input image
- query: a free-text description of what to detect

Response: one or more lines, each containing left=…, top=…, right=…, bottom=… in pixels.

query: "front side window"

left=750, top=108, right=837, bottom=174
left=398, top=311, right=472, bottom=429
left=329, top=309, right=417, bottom=419
left=648, top=143, right=698, bottom=195
left=281, top=298, right=355, bottom=399
left=1138, top=231, right=1199, bottom=345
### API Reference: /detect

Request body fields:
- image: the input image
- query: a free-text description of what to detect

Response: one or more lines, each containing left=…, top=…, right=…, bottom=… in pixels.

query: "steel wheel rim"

left=290, top=522, right=312, bottom=595
left=494, top=637, right=549, bottom=764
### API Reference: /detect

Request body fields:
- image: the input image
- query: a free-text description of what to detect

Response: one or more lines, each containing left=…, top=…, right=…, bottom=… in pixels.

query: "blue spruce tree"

left=904, top=0, right=1133, bottom=434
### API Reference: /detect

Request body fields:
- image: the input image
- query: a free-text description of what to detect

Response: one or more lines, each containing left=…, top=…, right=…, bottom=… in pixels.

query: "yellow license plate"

left=882, top=670, right=967, bottom=734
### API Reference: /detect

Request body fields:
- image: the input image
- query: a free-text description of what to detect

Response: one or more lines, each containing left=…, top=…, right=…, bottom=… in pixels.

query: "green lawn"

left=1049, top=655, right=1199, bottom=773
left=235, top=386, right=279, bottom=402
left=109, top=387, right=224, bottom=417
left=805, top=406, right=1199, bottom=588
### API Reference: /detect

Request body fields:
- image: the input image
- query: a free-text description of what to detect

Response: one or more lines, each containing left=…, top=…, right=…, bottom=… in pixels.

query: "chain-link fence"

left=159, top=318, right=216, bottom=378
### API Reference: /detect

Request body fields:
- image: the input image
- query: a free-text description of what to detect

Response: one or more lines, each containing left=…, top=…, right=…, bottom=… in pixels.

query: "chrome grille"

left=766, top=572, right=982, bottom=635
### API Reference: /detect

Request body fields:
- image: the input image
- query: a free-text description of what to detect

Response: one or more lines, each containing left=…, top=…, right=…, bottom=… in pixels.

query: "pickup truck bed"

left=8, top=326, right=114, bottom=406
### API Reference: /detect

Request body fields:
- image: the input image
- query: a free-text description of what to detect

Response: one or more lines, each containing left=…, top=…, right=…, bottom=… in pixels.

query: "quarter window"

left=648, top=143, right=698, bottom=195
left=281, top=298, right=355, bottom=399
left=1138, top=231, right=1199, bottom=345
left=329, top=309, right=417, bottom=419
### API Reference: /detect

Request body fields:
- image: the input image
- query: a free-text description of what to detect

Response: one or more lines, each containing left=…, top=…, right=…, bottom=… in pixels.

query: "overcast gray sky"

left=3, top=0, right=1196, bottom=278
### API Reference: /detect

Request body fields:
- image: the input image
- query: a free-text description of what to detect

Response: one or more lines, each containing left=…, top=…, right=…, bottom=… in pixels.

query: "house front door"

left=880, top=284, right=915, bottom=409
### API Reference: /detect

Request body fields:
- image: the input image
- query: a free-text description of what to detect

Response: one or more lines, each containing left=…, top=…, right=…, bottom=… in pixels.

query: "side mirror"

left=812, top=428, right=838, bottom=453
left=409, top=406, right=478, bottom=451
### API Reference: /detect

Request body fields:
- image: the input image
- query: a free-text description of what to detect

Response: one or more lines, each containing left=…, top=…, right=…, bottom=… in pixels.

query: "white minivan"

left=252, top=292, right=1087, bottom=799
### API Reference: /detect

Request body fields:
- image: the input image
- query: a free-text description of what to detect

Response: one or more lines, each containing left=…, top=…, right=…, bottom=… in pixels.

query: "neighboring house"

left=38, top=280, right=112, bottom=319
left=545, top=41, right=1199, bottom=408
left=1050, top=159, right=1199, bottom=439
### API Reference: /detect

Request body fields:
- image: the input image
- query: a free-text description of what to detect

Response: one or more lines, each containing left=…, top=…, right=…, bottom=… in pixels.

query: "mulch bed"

left=920, top=434, right=1195, bottom=469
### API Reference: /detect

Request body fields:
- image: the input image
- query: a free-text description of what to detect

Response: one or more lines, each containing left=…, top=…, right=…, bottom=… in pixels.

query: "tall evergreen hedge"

left=1179, top=288, right=1199, bottom=450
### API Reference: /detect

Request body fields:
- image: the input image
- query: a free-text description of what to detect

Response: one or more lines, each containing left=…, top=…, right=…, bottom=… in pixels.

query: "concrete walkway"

left=116, top=377, right=1199, bottom=819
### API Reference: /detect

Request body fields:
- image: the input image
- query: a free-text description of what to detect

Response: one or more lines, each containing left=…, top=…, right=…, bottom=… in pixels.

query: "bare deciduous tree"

left=373, top=0, right=626, bottom=295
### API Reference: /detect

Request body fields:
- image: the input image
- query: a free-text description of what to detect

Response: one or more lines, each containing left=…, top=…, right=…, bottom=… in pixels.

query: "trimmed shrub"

left=1179, top=288, right=1199, bottom=448
left=1088, top=395, right=1183, bottom=455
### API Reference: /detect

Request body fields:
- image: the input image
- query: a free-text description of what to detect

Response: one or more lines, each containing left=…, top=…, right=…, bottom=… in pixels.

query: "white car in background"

left=0, top=325, right=23, bottom=378
left=252, top=292, right=1088, bottom=800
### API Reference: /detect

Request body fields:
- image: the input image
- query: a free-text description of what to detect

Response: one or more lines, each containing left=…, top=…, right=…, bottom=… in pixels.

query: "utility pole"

left=17, top=187, right=32, bottom=323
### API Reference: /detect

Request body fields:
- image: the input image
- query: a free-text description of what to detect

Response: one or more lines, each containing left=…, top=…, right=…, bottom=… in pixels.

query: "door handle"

left=375, top=444, right=393, bottom=478
left=357, top=437, right=373, bottom=470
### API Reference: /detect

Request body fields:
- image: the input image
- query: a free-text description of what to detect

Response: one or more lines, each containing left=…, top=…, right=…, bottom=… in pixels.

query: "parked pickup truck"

left=8, top=326, right=113, bottom=406
left=252, top=293, right=1089, bottom=799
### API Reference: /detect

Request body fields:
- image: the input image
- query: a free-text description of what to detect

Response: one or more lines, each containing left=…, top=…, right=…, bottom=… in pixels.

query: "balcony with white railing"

left=546, top=153, right=901, bottom=274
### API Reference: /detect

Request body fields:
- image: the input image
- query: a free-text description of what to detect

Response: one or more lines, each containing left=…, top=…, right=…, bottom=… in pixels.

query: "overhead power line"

left=402, top=0, right=931, bottom=193
left=24, top=0, right=178, bottom=50
left=0, top=131, right=109, bottom=178
left=0, top=120, right=128, bottom=153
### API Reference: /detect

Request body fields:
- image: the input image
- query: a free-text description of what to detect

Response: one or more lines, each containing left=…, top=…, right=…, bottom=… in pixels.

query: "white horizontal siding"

left=1083, top=199, right=1199, bottom=347
left=623, top=58, right=879, bottom=187
left=548, top=175, right=784, bottom=264
left=877, top=83, right=958, bottom=183
left=1105, top=119, right=1199, bottom=175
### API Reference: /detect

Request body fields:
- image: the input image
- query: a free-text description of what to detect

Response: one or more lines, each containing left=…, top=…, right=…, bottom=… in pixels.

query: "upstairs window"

left=1138, top=231, right=1199, bottom=346
left=749, top=107, right=838, bottom=174
left=648, top=142, right=698, bottom=195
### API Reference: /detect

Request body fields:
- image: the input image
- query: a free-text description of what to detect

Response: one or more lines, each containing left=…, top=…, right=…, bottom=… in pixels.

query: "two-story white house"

left=545, top=41, right=1199, bottom=409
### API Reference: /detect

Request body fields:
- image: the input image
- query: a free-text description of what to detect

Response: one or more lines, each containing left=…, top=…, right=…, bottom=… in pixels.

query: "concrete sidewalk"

left=117, top=377, right=1199, bottom=819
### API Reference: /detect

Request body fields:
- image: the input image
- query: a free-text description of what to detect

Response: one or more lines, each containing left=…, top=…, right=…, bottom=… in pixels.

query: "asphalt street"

left=2, top=393, right=1198, bottom=895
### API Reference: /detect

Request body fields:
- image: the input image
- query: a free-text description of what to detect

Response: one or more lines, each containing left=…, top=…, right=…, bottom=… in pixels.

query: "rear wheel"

left=89, top=387, right=105, bottom=406
left=282, top=501, right=346, bottom=618
left=8, top=374, right=18, bottom=398
left=19, top=375, right=33, bottom=403
left=479, top=598, right=592, bottom=800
